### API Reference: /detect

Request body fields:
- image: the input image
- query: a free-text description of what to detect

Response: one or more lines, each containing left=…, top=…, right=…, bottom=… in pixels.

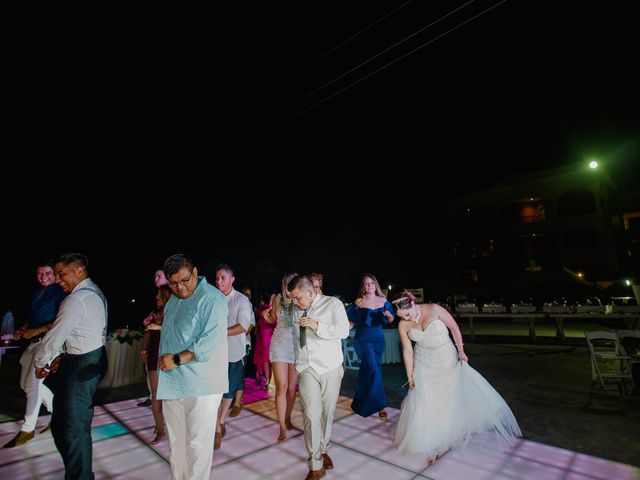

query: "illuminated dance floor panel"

left=0, top=397, right=637, bottom=479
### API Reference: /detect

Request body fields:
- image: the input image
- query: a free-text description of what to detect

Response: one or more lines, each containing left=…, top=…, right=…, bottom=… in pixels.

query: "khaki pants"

left=298, top=365, right=343, bottom=471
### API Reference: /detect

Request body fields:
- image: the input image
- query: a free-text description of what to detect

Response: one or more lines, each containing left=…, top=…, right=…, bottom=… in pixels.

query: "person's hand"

left=146, top=323, right=161, bottom=331
left=299, top=316, right=318, bottom=330
left=408, top=378, right=415, bottom=390
left=383, top=311, right=394, bottom=323
left=13, top=325, right=27, bottom=340
left=458, top=350, right=469, bottom=363
left=49, top=356, right=61, bottom=374
left=158, top=353, right=178, bottom=372
left=35, top=366, right=49, bottom=379
left=22, top=327, right=42, bottom=340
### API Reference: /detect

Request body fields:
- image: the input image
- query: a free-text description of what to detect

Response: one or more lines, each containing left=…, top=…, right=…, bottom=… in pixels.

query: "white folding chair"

left=584, top=331, right=633, bottom=396
left=342, top=330, right=360, bottom=370
left=616, top=330, right=640, bottom=382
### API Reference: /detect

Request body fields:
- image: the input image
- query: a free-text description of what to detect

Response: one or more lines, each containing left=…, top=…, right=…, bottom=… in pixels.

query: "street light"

left=588, top=160, right=598, bottom=169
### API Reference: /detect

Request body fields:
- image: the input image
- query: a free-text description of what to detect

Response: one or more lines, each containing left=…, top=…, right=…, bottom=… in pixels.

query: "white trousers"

left=299, top=365, right=343, bottom=471
left=163, top=394, right=222, bottom=480
left=19, top=341, right=53, bottom=432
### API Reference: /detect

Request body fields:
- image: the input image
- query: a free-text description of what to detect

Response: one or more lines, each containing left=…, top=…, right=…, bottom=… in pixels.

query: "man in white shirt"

left=34, top=253, right=108, bottom=480
left=288, top=275, right=350, bottom=480
left=214, top=263, right=253, bottom=449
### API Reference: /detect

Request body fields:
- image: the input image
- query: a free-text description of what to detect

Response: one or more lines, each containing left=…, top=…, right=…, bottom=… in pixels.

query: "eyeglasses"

left=167, top=273, right=193, bottom=289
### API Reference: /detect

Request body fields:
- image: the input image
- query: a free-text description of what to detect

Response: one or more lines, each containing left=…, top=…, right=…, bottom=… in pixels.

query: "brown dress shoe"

left=3, top=430, right=35, bottom=448
left=304, top=467, right=326, bottom=480
left=229, top=405, right=242, bottom=417
left=40, top=423, right=52, bottom=434
left=322, top=453, right=334, bottom=470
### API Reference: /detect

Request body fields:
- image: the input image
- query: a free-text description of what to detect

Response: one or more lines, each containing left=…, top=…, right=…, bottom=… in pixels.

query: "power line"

left=272, top=0, right=508, bottom=130
left=265, top=0, right=475, bottom=127
left=289, top=0, right=415, bottom=79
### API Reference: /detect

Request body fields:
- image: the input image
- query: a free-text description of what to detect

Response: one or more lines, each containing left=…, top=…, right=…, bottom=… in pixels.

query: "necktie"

left=300, top=310, right=307, bottom=348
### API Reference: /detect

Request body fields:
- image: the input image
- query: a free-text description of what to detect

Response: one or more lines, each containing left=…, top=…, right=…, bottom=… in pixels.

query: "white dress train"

left=393, top=319, right=521, bottom=459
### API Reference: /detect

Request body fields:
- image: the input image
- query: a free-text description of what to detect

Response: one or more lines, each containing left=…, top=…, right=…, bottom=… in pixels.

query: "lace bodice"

left=408, top=319, right=450, bottom=347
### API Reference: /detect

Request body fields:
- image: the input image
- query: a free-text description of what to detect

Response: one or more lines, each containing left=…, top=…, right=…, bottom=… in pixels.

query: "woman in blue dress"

left=345, top=273, right=395, bottom=418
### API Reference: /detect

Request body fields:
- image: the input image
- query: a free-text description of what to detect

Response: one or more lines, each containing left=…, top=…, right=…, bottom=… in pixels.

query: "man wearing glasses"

left=157, top=253, right=229, bottom=480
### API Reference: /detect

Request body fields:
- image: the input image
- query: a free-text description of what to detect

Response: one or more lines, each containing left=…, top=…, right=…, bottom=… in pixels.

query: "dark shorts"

left=223, top=358, right=245, bottom=399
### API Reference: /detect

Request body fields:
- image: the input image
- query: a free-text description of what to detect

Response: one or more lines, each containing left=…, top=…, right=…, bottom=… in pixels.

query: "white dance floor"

left=1, top=395, right=637, bottom=479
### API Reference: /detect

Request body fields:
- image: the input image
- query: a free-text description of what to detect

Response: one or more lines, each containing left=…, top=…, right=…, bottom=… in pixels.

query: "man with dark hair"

left=34, top=253, right=108, bottom=479
left=288, top=275, right=350, bottom=480
left=3, top=260, right=66, bottom=448
left=157, top=253, right=229, bottom=479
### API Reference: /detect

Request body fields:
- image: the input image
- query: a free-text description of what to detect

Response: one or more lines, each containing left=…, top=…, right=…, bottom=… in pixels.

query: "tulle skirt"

left=393, top=342, right=521, bottom=459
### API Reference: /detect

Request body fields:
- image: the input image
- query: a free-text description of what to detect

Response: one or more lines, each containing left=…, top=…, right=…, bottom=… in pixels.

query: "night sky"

left=3, top=1, right=638, bottom=328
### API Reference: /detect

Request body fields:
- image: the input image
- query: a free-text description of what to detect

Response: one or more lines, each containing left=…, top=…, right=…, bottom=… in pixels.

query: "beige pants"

left=163, top=394, right=222, bottom=480
left=298, top=365, right=344, bottom=471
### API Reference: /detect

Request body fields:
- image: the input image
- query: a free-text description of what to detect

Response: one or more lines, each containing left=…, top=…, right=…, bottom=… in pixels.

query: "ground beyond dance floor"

left=1, top=393, right=638, bottom=480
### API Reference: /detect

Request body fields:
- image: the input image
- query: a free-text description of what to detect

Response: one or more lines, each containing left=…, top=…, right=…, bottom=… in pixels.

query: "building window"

left=501, top=200, right=546, bottom=224
left=557, top=190, right=596, bottom=217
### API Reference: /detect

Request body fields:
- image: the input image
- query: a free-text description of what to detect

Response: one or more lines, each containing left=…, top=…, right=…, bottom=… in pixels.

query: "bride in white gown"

left=392, top=292, right=521, bottom=463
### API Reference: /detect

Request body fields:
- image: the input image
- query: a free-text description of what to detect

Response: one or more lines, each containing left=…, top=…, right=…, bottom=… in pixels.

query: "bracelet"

left=455, top=343, right=464, bottom=346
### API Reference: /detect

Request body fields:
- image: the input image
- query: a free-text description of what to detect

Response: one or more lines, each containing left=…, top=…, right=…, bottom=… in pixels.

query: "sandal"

left=378, top=410, right=388, bottom=419
left=285, top=418, right=294, bottom=430
left=277, top=430, right=287, bottom=443
left=427, top=451, right=446, bottom=465
left=151, top=432, right=165, bottom=445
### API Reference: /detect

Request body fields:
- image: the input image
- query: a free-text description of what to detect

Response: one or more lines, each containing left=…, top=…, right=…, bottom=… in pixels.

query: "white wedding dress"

left=393, top=319, right=521, bottom=458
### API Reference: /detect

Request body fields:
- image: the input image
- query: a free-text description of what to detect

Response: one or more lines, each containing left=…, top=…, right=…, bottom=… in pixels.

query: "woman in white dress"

left=392, top=291, right=521, bottom=464
left=267, top=272, right=298, bottom=442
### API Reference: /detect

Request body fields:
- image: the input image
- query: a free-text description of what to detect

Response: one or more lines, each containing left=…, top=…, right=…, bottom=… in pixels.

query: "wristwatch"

left=173, top=353, right=182, bottom=367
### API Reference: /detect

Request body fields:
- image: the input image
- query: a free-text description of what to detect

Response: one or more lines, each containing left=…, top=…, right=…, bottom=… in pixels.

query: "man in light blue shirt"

left=157, top=254, right=228, bottom=480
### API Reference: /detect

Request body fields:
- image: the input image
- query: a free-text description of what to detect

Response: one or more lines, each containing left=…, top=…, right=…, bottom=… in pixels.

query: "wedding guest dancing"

left=392, top=291, right=521, bottom=465
left=345, top=273, right=394, bottom=419
left=157, top=254, right=228, bottom=479
left=34, top=253, right=108, bottom=480
left=289, top=275, right=350, bottom=480
left=141, top=285, right=172, bottom=444
left=4, top=260, right=66, bottom=448
left=266, top=273, right=299, bottom=443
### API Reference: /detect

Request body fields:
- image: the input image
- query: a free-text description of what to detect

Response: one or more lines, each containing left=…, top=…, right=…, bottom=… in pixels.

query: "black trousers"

left=51, top=346, right=107, bottom=480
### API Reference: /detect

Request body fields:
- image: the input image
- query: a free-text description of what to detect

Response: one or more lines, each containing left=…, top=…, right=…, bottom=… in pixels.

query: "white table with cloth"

left=342, top=328, right=401, bottom=369
left=99, top=330, right=146, bottom=388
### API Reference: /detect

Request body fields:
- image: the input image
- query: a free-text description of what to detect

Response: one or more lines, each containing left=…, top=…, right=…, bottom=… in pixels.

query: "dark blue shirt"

left=29, top=284, right=66, bottom=328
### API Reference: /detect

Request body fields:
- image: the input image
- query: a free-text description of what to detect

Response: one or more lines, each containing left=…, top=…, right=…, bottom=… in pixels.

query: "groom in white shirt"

left=288, top=275, right=349, bottom=480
